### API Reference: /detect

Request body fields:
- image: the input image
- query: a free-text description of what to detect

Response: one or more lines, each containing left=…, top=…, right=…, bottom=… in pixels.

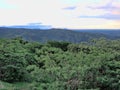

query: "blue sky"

left=0, top=0, right=120, bottom=29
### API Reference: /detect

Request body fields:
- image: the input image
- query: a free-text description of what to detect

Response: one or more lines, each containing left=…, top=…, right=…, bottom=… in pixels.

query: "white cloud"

left=0, top=0, right=120, bottom=29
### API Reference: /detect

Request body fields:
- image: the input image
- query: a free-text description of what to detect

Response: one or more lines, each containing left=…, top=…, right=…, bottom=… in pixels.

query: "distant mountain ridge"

left=0, top=27, right=120, bottom=43
left=2, top=23, right=52, bottom=29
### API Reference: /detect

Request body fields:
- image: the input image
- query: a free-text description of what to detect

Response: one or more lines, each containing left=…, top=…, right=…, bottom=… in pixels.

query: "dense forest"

left=0, top=37, right=120, bottom=90
left=0, top=27, right=120, bottom=43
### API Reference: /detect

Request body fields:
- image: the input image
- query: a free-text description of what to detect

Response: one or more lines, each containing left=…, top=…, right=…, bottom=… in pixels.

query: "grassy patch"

left=0, top=81, right=32, bottom=90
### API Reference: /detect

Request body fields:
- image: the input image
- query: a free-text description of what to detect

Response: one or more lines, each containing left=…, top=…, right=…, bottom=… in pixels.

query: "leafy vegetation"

left=0, top=37, right=120, bottom=90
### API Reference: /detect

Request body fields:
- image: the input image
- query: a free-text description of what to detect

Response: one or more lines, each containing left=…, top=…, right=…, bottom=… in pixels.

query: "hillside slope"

left=0, top=27, right=119, bottom=43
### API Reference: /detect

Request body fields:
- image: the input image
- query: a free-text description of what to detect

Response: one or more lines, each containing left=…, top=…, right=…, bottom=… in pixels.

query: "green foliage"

left=47, top=41, right=70, bottom=51
left=0, top=38, right=120, bottom=90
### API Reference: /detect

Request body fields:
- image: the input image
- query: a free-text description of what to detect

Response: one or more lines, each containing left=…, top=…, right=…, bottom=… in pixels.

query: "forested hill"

left=0, top=38, right=120, bottom=89
left=0, top=27, right=120, bottom=43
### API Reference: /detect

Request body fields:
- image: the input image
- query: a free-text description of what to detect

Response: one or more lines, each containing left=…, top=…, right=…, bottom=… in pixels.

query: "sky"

left=0, top=0, right=120, bottom=29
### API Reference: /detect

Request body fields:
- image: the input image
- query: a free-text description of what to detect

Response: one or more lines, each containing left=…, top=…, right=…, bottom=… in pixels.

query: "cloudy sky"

left=0, top=0, right=120, bottom=29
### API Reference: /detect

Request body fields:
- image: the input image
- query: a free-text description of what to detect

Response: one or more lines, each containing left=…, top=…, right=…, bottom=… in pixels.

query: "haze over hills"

left=2, top=23, right=52, bottom=29
left=0, top=27, right=120, bottom=43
